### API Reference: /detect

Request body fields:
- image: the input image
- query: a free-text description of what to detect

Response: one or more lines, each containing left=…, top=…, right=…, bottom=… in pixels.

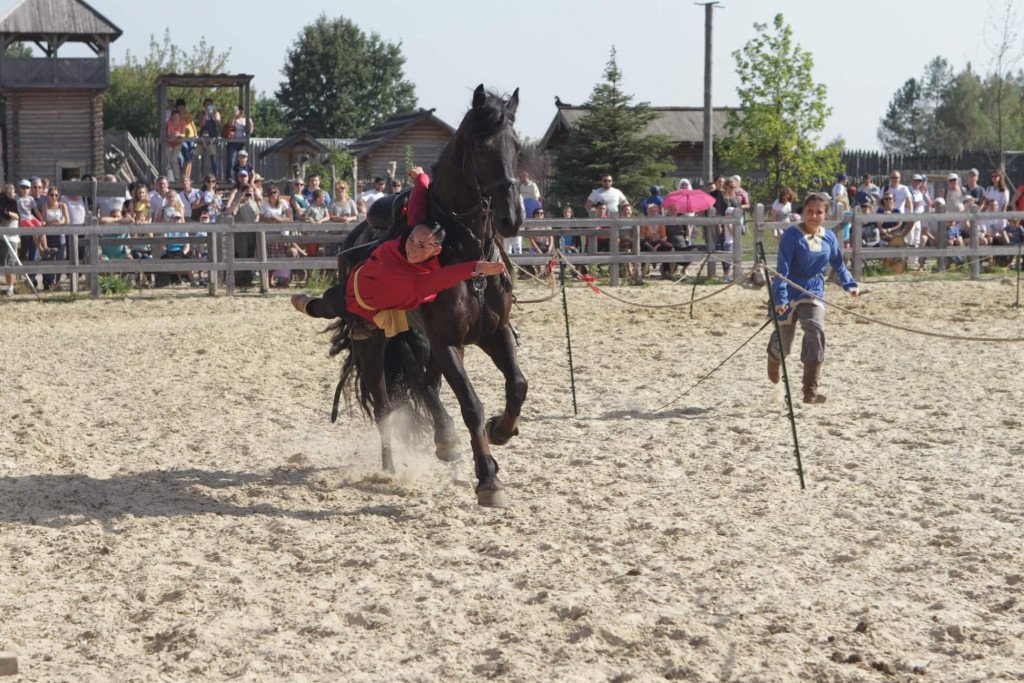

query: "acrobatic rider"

left=292, top=167, right=505, bottom=338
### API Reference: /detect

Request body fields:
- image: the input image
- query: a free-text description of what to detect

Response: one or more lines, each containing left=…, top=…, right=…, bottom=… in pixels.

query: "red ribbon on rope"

left=579, top=273, right=601, bottom=294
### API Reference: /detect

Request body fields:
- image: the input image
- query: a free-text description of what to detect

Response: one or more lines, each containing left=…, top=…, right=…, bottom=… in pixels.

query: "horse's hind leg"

left=418, top=362, right=461, bottom=462
left=478, top=324, right=528, bottom=447
left=356, top=339, right=395, bottom=474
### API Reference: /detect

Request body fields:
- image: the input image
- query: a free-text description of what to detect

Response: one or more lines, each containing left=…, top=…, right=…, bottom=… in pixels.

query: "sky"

left=61, top=0, right=1017, bottom=149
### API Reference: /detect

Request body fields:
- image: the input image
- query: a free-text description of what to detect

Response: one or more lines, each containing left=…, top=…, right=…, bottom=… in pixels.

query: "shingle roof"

left=347, top=109, right=456, bottom=158
left=540, top=105, right=737, bottom=149
left=0, top=0, right=122, bottom=40
left=258, top=130, right=328, bottom=160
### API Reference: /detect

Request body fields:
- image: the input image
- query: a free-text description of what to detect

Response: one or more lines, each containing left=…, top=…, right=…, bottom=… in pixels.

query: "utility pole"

left=697, top=2, right=721, bottom=186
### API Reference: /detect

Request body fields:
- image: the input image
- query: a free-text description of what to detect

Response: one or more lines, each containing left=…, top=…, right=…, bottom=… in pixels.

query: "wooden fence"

left=2, top=208, right=1020, bottom=298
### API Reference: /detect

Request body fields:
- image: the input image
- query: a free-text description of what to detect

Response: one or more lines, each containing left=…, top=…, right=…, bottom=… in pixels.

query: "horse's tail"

left=327, top=320, right=432, bottom=431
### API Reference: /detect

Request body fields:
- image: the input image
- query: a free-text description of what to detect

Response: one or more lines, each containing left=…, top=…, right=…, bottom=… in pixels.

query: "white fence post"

left=223, top=216, right=236, bottom=296
left=968, top=206, right=981, bottom=280
left=609, top=224, right=620, bottom=287
left=852, top=212, right=863, bottom=280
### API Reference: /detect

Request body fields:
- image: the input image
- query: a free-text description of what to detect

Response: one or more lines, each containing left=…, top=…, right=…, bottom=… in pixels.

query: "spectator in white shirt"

left=585, top=174, right=628, bottom=217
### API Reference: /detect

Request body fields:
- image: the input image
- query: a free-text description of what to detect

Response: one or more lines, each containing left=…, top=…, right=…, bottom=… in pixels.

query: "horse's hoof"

left=485, top=416, right=519, bottom=446
left=435, top=444, right=462, bottom=463
left=476, top=487, right=510, bottom=508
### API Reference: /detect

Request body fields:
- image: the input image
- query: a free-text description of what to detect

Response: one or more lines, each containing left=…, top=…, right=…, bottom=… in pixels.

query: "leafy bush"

left=99, top=274, right=133, bottom=296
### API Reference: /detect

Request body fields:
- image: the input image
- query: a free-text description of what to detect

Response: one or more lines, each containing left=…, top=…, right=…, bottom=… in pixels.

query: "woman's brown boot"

left=768, top=357, right=780, bottom=384
left=802, top=362, right=826, bottom=404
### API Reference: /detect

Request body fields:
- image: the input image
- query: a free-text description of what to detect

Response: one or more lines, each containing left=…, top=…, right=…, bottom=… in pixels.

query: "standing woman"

left=39, top=186, right=70, bottom=291
left=224, top=105, right=254, bottom=181
left=767, top=192, right=859, bottom=404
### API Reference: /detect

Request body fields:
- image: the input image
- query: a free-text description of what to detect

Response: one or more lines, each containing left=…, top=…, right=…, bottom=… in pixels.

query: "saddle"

left=365, top=188, right=412, bottom=234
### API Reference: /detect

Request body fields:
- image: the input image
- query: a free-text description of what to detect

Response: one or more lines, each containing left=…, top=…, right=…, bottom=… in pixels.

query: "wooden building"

left=348, top=109, right=454, bottom=183
left=257, top=129, right=327, bottom=182
left=539, top=101, right=737, bottom=181
left=0, top=0, right=121, bottom=182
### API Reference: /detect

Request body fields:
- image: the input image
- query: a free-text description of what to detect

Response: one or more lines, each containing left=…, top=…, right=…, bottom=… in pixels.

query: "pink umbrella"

left=660, top=188, right=716, bottom=215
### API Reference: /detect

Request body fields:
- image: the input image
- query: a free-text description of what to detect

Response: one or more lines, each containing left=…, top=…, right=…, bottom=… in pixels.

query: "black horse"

left=329, top=85, right=525, bottom=508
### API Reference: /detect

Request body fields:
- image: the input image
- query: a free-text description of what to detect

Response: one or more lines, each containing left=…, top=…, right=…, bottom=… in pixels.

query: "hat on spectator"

left=946, top=173, right=959, bottom=181
left=837, top=173, right=848, bottom=181
left=649, top=184, right=661, bottom=195
left=854, top=190, right=872, bottom=206
left=968, top=168, right=979, bottom=176
left=730, top=175, right=741, bottom=184
left=251, top=173, right=262, bottom=182
left=912, top=173, right=924, bottom=181
left=237, top=149, right=249, bottom=157
left=238, top=169, right=249, bottom=177
left=18, top=179, right=30, bottom=188
left=677, top=178, right=692, bottom=189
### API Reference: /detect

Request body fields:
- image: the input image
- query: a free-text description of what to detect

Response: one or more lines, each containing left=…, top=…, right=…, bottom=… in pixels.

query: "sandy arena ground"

left=1, top=275, right=1023, bottom=681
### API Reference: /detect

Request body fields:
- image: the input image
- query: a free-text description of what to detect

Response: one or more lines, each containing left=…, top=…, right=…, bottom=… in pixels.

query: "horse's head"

left=470, top=85, right=522, bottom=238
left=434, top=85, right=523, bottom=241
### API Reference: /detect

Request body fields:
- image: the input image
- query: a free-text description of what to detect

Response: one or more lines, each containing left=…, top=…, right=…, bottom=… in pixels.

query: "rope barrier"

left=557, top=250, right=753, bottom=310
left=768, top=268, right=1024, bottom=343
left=645, top=319, right=772, bottom=415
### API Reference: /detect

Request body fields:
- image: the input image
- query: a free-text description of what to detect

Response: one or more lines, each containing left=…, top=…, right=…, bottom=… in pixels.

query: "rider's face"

left=405, top=226, right=443, bottom=264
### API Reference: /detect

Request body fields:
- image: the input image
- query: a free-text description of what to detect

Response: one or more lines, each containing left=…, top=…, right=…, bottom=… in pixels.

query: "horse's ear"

left=472, top=84, right=486, bottom=109
left=507, top=88, right=519, bottom=115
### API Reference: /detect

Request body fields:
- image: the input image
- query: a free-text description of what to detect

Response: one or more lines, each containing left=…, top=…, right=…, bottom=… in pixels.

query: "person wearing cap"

left=291, top=166, right=506, bottom=339
left=768, top=192, right=858, bottom=404
left=944, top=173, right=966, bottom=210
left=964, top=168, right=985, bottom=203
left=229, top=149, right=253, bottom=183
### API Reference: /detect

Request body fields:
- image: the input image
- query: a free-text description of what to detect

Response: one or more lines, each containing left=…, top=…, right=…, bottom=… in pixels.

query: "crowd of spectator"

left=0, top=162, right=419, bottom=295
left=515, top=171, right=756, bottom=280
left=510, top=165, right=1024, bottom=279
left=6, top=160, right=1023, bottom=296
left=823, top=167, right=1024, bottom=270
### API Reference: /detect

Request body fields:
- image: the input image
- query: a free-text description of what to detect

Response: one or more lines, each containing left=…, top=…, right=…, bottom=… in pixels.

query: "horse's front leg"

left=478, top=324, right=528, bottom=446
left=432, top=343, right=507, bottom=508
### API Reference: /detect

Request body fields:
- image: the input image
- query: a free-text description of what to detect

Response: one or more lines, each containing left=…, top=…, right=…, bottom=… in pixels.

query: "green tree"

left=4, top=42, right=31, bottom=58
left=719, top=14, right=840, bottom=202
left=548, top=48, right=674, bottom=211
left=933, top=66, right=992, bottom=153
left=276, top=15, right=417, bottom=138
left=252, top=92, right=288, bottom=138
left=877, top=78, right=928, bottom=154
left=104, top=30, right=231, bottom=136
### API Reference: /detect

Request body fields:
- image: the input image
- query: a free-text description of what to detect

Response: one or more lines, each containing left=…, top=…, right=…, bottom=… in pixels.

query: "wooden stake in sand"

left=756, top=241, right=806, bottom=490
left=0, top=652, right=18, bottom=676
left=559, top=260, right=578, bottom=416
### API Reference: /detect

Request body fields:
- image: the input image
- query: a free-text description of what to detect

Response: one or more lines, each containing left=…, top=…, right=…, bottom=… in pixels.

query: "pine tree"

left=548, top=48, right=674, bottom=211
left=877, top=78, right=928, bottom=154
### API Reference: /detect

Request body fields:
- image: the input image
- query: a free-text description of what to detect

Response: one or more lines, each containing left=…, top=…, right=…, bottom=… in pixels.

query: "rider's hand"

left=775, top=304, right=789, bottom=316
left=474, top=261, right=505, bottom=276
left=408, top=166, right=425, bottom=181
